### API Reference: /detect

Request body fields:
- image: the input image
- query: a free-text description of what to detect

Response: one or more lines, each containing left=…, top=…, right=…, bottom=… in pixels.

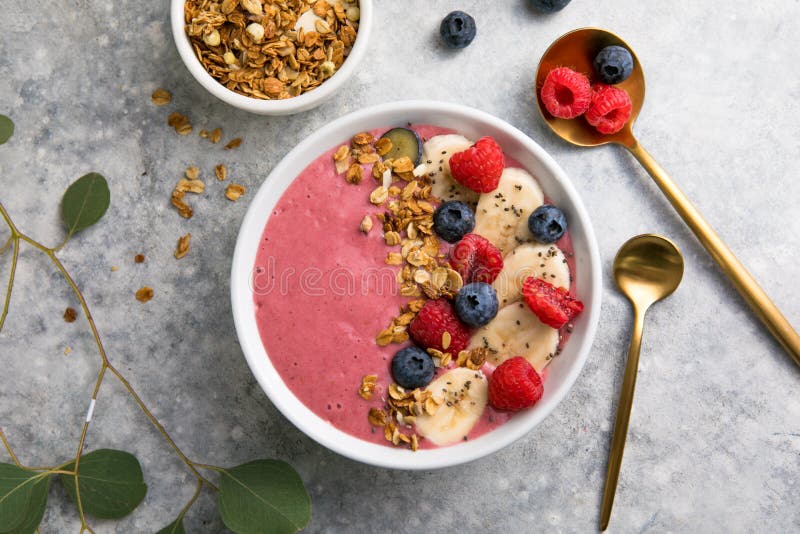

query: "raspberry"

left=585, top=84, right=632, bottom=134
left=408, top=299, right=471, bottom=354
left=489, top=356, right=543, bottom=411
left=540, top=67, right=592, bottom=119
left=449, top=233, right=504, bottom=284
left=449, top=136, right=505, bottom=193
left=521, top=277, right=584, bottom=329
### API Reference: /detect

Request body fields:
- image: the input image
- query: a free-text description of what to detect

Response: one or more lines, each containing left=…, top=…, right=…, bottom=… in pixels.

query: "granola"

left=151, top=88, right=172, bottom=106
left=225, top=183, right=246, bottom=201
left=174, top=233, right=192, bottom=259
left=184, top=0, right=360, bottom=100
left=135, top=286, right=154, bottom=303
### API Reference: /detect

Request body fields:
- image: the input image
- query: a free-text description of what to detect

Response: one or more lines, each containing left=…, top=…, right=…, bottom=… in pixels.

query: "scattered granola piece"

left=64, top=346, right=72, bottom=356
left=215, top=164, right=227, bottom=181
left=209, top=128, right=222, bottom=143
left=135, top=286, right=154, bottom=303
left=134, top=254, right=145, bottom=263
left=369, top=186, right=388, bottom=205
left=333, top=145, right=349, bottom=162
left=384, top=231, right=401, bottom=246
left=171, top=191, right=193, bottom=219
left=359, top=215, right=373, bottom=234
left=176, top=178, right=205, bottom=194
left=345, top=163, right=363, bottom=184
left=151, top=88, right=171, bottom=106
left=375, top=137, right=392, bottom=156
left=442, top=331, right=452, bottom=351
left=174, top=233, right=191, bottom=259
left=63, top=307, right=77, bottom=323
left=224, top=138, right=242, bottom=150
left=225, top=184, right=246, bottom=201
left=167, top=112, right=192, bottom=135
left=352, top=132, right=374, bottom=145
left=368, top=408, right=387, bottom=427
left=385, top=252, right=403, bottom=265
left=110, top=266, right=119, bottom=272
left=185, top=166, right=200, bottom=180
left=358, top=374, right=378, bottom=400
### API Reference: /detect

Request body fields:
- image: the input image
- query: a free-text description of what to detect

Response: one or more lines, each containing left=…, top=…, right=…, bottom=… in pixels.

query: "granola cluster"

left=184, top=0, right=360, bottom=100
left=339, top=130, right=494, bottom=450
left=333, top=132, right=466, bottom=352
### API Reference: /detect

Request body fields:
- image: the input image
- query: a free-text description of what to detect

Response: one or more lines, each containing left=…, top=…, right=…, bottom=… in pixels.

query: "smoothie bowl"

left=231, top=101, right=601, bottom=469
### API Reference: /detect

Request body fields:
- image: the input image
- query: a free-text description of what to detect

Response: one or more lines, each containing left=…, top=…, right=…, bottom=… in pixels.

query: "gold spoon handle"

left=600, top=304, right=646, bottom=531
left=625, top=141, right=800, bottom=367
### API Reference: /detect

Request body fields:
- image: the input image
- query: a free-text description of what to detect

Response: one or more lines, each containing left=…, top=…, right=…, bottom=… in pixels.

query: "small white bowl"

left=170, top=0, right=372, bottom=115
left=231, top=101, right=602, bottom=469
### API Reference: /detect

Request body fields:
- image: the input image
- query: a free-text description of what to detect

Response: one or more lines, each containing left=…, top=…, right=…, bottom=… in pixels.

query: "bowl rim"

left=230, top=100, right=602, bottom=469
left=170, top=0, right=373, bottom=115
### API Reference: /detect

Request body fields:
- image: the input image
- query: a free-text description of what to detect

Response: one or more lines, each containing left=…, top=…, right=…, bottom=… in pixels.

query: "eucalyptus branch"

left=0, top=115, right=310, bottom=532
left=178, top=479, right=205, bottom=523
left=0, top=234, right=18, bottom=334
left=0, top=235, right=12, bottom=255
left=0, top=427, right=21, bottom=467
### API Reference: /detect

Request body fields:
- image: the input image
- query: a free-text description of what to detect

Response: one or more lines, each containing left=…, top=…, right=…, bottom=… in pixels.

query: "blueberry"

left=454, top=282, right=499, bottom=327
left=433, top=201, right=475, bottom=243
left=439, top=11, right=476, bottom=49
left=593, top=45, right=634, bottom=84
left=528, top=205, right=567, bottom=243
left=391, top=347, right=436, bottom=389
left=528, top=0, right=571, bottom=14
left=380, top=128, right=422, bottom=165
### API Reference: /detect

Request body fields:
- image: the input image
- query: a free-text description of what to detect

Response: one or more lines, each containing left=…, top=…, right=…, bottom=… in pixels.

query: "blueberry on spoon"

left=594, top=45, right=634, bottom=84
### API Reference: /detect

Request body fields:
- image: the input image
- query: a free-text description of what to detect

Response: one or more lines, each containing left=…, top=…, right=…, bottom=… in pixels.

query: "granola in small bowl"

left=172, top=0, right=371, bottom=114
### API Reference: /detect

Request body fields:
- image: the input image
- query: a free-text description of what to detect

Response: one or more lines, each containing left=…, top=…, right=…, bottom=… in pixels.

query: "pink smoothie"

left=253, top=125, right=575, bottom=449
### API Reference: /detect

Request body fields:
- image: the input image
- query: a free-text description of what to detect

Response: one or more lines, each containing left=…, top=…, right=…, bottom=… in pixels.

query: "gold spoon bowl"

left=535, top=28, right=800, bottom=366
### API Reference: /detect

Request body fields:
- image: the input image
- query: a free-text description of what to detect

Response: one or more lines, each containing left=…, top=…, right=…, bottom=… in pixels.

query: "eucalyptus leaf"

left=0, top=463, right=50, bottom=534
left=218, top=460, right=310, bottom=534
left=60, top=172, right=110, bottom=237
left=155, top=517, right=185, bottom=534
left=0, top=115, right=13, bottom=145
left=59, top=449, right=146, bottom=519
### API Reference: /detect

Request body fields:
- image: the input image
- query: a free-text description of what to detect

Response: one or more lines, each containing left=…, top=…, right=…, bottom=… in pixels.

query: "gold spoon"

left=535, top=28, right=800, bottom=367
left=602, top=234, right=684, bottom=531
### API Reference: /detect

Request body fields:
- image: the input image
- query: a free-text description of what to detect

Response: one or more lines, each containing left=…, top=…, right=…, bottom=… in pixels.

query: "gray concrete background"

left=1, top=0, right=798, bottom=532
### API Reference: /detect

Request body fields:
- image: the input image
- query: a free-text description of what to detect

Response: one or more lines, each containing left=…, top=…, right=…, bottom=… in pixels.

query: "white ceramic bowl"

left=231, top=101, right=602, bottom=469
left=170, top=0, right=372, bottom=115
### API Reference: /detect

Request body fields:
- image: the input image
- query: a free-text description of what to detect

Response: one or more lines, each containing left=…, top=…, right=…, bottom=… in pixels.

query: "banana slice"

left=472, top=168, right=544, bottom=255
left=493, top=242, right=571, bottom=307
left=414, top=367, right=488, bottom=446
left=468, top=302, right=559, bottom=372
left=421, top=134, right=480, bottom=206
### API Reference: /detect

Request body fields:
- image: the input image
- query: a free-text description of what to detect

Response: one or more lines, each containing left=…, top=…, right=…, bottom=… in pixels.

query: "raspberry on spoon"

left=585, top=84, right=633, bottom=134
left=540, top=67, right=592, bottom=119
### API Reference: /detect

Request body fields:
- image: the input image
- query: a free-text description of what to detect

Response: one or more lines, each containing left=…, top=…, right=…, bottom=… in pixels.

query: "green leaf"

left=60, top=172, right=110, bottom=236
left=59, top=449, right=147, bottom=519
left=155, top=518, right=185, bottom=534
left=218, top=460, right=310, bottom=534
left=0, top=115, right=13, bottom=145
left=0, top=463, right=50, bottom=534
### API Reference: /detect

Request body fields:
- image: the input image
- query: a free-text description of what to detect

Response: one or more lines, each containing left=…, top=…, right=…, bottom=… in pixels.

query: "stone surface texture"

left=1, top=1, right=799, bottom=532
